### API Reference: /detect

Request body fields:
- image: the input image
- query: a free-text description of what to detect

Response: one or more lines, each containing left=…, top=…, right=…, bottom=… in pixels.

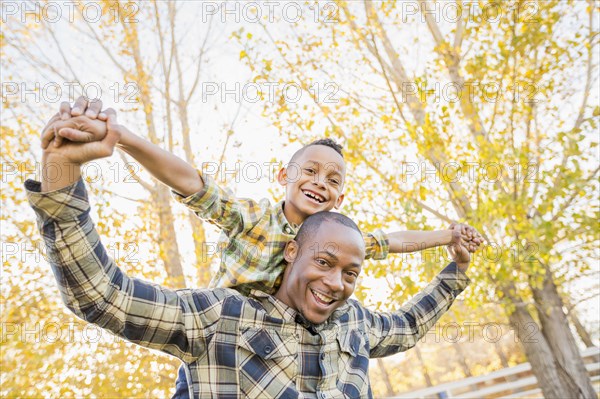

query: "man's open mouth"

left=311, top=289, right=335, bottom=305
left=303, top=190, right=325, bottom=204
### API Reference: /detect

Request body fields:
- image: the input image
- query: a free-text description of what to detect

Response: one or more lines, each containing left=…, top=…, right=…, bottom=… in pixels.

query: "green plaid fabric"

left=26, top=178, right=469, bottom=399
left=172, top=172, right=390, bottom=294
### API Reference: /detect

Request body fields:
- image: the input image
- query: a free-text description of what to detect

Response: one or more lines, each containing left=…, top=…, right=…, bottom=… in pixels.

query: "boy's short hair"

left=290, top=138, right=344, bottom=163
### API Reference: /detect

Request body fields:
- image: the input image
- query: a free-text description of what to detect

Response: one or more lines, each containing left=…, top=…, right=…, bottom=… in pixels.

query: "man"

left=28, top=110, right=474, bottom=398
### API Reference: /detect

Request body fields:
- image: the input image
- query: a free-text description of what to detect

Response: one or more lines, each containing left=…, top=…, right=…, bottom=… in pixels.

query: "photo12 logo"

left=1, top=1, right=140, bottom=24
left=199, top=1, right=339, bottom=24
left=1, top=81, right=139, bottom=104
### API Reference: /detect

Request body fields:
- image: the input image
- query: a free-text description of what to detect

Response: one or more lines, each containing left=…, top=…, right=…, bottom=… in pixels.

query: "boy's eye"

left=329, top=178, right=340, bottom=185
left=304, top=168, right=316, bottom=174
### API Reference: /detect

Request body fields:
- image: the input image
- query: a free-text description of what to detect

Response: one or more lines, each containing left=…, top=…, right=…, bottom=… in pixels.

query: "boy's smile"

left=278, top=145, right=346, bottom=225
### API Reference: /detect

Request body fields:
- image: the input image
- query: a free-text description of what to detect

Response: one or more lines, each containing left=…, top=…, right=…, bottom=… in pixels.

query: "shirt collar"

left=276, top=200, right=299, bottom=235
left=249, top=289, right=351, bottom=332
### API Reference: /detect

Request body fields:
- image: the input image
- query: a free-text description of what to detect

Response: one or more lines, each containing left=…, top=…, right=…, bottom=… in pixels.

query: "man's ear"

left=284, top=240, right=299, bottom=263
left=277, top=167, right=288, bottom=187
left=334, top=193, right=345, bottom=209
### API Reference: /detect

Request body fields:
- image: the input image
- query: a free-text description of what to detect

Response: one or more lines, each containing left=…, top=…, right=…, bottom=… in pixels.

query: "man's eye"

left=304, top=168, right=316, bottom=174
left=316, top=258, right=328, bottom=266
left=329, top=179, right=340, bottom=185
left=345, top=271, right=358, bottom=279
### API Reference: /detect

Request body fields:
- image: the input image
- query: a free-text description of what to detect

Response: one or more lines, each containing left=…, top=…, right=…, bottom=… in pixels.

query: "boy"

left=45, top=97, right=481, bottom=397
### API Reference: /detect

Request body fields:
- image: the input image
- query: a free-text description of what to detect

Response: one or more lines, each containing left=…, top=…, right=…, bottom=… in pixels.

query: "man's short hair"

left=290, top=138, right=344, bottom=163
left=294, top=211, right=361, bottom=248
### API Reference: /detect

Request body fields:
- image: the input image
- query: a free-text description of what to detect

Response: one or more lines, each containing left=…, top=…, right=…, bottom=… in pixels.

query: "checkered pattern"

left=172, top=171, right=390, bottom=294
left=26, top=178, right=469, bottom=399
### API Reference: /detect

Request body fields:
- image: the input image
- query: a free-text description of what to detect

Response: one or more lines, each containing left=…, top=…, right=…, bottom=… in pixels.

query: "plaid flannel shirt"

left=172, top=171, right=390, bottom=294
left=26, top=178, right=469, bottom=399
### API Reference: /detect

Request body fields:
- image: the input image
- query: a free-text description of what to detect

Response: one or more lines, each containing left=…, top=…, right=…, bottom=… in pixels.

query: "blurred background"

left=1, top=1, right=599, bottom=398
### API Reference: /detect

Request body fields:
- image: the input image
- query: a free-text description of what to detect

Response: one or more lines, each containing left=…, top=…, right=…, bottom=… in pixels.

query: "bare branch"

left=116, top=149, right=153, bottom=192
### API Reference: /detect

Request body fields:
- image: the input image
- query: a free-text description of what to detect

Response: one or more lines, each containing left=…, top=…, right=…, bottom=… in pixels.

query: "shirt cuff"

left=438, top=262, right=470, bottom=296
left=171, top=170, right=220, bottom=214
left=365, top=229, right=390, bottom=260
left=24, top=178, right=90, bottom=223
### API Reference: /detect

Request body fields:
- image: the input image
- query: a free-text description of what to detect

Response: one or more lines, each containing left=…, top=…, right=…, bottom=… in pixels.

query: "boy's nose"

left=312, top=175, right=327, bottom=189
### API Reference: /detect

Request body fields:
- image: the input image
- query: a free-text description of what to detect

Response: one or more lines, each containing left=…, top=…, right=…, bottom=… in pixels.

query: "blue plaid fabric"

left=26, top=178, right=469, bottom=399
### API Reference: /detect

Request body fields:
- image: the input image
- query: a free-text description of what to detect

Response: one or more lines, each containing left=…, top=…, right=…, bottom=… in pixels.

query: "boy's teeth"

left=304, top=191, right=324, bottom=202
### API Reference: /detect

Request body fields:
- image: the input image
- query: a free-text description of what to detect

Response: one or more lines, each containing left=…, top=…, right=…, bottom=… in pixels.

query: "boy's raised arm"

left=46, top=97, right=203, bottom=197
left=387, top=229, right=455, bottom=253
left=116, top=128, right=203, bottom=197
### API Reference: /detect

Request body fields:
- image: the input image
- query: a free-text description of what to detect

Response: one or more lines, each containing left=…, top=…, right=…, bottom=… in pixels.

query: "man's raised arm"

left=30, top=111, right=219, bottom=362
left=364, top=237, right=473, bottom=358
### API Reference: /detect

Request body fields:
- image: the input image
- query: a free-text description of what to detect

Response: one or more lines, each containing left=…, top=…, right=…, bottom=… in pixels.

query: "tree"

left=236, top=1, right=599, bottom=397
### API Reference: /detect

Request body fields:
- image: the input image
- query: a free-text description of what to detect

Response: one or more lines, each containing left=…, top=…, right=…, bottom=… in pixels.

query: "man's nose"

left=323, top=271, right=344, bottom=293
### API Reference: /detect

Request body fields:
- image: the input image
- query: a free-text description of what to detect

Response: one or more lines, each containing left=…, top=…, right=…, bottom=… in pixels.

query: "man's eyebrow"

left=321, top=250, right=339, bottom=262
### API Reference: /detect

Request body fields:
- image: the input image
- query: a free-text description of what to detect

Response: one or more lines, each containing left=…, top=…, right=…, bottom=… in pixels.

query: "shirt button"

left=264, top=345, right=272, bottom=354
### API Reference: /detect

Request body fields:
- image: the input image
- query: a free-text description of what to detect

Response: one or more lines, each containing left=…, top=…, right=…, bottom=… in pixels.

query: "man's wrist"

left=456, top=261, right=469, bottom=273
left=41, top=152, right=81, bottom=192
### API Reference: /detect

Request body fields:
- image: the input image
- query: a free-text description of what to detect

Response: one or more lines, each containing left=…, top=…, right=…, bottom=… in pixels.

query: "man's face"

left=278, top=145, right=346, bottom=224
left=275, top=220, right=365, bottom=325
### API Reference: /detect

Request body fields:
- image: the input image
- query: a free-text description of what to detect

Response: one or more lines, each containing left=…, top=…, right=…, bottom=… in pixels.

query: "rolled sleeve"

left=363, top=229, right=390, bottom=260
left=172, top=170, right=263, bottom=237
left=26, top=178, right=90, bottom=223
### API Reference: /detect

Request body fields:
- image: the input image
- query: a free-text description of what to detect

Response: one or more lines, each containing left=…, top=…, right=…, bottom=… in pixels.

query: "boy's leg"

left=171, top=364, right=190, bottom=399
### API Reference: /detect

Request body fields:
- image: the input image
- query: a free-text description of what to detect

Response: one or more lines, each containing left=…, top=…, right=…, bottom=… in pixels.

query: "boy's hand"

left=450, top=223, right=483, bottom=253
left=41, top=96, right=109, bottom=149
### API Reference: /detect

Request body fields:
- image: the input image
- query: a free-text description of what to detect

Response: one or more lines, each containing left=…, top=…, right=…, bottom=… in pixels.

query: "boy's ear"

left=334, top=193, right=345, bottom=209
left=277, top=167, right=288, bottom=187
left=284, top=240, right=299, bottom=263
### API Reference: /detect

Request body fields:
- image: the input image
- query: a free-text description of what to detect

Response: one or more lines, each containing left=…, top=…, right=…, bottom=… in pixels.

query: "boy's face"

left=275, top=220, right=365, bottom=325
left=278, top=145, right=346, bottom=224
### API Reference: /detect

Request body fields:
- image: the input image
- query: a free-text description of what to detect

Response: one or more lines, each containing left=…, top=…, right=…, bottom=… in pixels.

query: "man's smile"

left=310, top=288, right=337, bottom=306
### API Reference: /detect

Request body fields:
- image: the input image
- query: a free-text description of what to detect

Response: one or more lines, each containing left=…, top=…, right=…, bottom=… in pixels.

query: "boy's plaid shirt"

left=26, top=178, right=469, bottom=399
left=172, top=172, right=390, bottom=294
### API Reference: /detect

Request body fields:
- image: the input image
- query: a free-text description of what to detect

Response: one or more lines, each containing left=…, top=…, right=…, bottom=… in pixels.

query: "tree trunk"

left=494, top=340, right=510, bottom=369
left=376, top=358, right=395, bottom=397
left=452, top=341, right=472, bottom=378
left=154, top=184, right=186, bottom=288
left=414, top=346, right=434, bottom=387
left=566, top=301, right=596, bottom=348
left=507, top=297, right=574, bottom=398
left=530, top=268, right=596, bottom=398
left=188, top=214, right=213, bottom=287
left=570, top=310, right=596, bottom=348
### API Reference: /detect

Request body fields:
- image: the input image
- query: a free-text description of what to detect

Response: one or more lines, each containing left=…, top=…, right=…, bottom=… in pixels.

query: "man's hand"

left=448, top=223, right=484, bottom=272
left=447, top=239, right=471, bottom=272
left=42, top=109, right=121, bottom=165
left=41, top=97, right=108, bottom=149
